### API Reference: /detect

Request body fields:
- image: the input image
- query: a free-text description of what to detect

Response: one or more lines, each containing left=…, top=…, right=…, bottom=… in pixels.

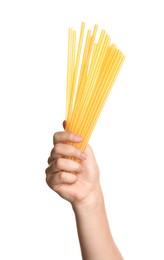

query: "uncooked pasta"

left=65, top=22, right=125, bottom=151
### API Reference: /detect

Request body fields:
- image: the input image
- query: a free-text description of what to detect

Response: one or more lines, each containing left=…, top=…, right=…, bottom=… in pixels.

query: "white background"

left=0, top=0, right=164, bottom=259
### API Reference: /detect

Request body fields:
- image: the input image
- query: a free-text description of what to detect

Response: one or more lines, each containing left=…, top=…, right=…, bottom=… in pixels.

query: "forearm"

left=72, top=186, right=123, bottom=260
left=46, top=132, right=123, bottom=259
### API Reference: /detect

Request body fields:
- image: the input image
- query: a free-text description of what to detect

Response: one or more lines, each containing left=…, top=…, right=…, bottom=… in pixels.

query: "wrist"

left=72, top=184, right=104, bottom=215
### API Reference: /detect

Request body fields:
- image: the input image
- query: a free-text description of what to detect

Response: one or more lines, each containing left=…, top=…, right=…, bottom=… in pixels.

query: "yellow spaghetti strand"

left=71, top=31, right=110, bottom=135
left=65, top=23, right=125, bottom=152
left=66, top=23, right=85, bottom=128
left=66, top=29, right=76, bottom=123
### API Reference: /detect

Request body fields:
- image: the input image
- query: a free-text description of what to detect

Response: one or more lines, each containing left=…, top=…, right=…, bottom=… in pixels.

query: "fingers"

left=48, top=143, right=87, bottom=165
left=46, top=130, right=86, bottom=189
left=46, top=171, right=78, bottom=189
left=45, top=157, right=81, bottom=188
left=53, top=131, right=82, bottom=145
left=47, top=157, right=83, bottom=174
left=47, top=130, right=87, bottom=165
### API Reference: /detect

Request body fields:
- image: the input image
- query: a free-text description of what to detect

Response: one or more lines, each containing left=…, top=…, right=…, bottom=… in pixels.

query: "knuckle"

left=46, top=175, right=54, bottom=189
left=45, top=166, right=49, bottom=175
left=53, top=132, right=58, bottom=144
left=59, top=172, right=66, bottom=182
left=56, top=158, right=63, bottom=169
left=47, top=157, right=51, bottom=164
left=53, top=143, right=60, bottom=154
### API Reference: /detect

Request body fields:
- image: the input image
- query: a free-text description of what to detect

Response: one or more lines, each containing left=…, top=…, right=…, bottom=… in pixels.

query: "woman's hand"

left=45, top=131, right=101, bottom=207
left=45, top=130, right=123, bottom=260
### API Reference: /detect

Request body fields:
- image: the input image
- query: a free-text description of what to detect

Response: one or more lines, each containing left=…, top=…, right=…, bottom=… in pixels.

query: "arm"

left=45, top=131, right=123, bottom=260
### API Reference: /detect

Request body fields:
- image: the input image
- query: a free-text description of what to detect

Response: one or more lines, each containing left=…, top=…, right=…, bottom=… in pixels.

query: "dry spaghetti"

left=65, top=22, right=125, bottom=151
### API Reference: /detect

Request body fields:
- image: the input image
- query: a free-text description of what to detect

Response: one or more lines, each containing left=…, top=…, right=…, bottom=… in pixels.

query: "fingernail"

left=81, top=152, right=87, bottom=160
left=75, top=135, right=82, bottom=142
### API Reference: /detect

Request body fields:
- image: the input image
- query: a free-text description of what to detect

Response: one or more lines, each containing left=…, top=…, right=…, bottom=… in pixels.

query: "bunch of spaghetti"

left=65, top=22, right=125, bottom=151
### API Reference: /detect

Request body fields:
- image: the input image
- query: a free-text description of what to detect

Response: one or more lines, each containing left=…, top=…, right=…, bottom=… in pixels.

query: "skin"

left=45, top=128, right=123, bottom=260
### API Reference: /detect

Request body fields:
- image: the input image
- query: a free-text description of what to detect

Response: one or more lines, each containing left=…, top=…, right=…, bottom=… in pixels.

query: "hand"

left=45, top=131, right=101, bottom=207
